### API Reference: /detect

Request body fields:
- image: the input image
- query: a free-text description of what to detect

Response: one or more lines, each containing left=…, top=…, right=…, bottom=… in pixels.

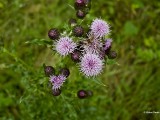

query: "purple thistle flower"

left=50, top=75, right=66, bottom=90
left=55, top=37, right=76, bottom=56
left=80, top=53, right=103, bottom=77
left=90, top=18, right=110, bottom=38
left=104, top=38, right=112, bottom=50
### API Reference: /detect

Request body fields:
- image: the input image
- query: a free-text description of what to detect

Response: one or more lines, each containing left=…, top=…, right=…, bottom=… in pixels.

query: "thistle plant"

left=1, top=0, right=159, bottom=119
left=45, top=0, right=117, bottom=97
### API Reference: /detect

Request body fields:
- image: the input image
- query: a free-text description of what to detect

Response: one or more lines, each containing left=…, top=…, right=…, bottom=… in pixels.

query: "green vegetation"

left=0, top=0, right=160, bottom=119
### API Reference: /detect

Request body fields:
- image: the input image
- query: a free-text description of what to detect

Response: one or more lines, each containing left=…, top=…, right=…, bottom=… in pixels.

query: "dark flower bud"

left=68, top=18, right=77, bottom=27
left=60, top=68, right=70, bottom=77
left=71, top=50, right=81, bottom=62
left=48, top=28, right=60, bottom=40
left=77, top=90, right=88, bottom=99
left=76, top=10, right=86, bottom=19
left=73, top=25, right=84, bottom=37
left=74, top=0, right=85, bottom=10
left=52, top=89, right=61, bottom=96
left=87, top=90, right=93, bottom=97
left=108, top=51, right=117, bottom=59
left=44, top=66, right=55, bottom=77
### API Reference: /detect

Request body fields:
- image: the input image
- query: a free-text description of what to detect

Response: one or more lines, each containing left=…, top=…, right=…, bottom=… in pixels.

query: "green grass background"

left=0, top=0, right=160, bottom=120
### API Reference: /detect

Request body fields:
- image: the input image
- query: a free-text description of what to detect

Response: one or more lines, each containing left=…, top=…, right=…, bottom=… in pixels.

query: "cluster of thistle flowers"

left=52, top=19, right=117, bottom=77
left=45, top=0, right=117, bottom=97
left=44, top=65, right=93, bottom=98
left=44, top=65, right=70, bottom=96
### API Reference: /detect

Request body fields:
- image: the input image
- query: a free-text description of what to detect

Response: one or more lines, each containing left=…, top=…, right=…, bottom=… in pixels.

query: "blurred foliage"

left=0, top=0, right=160, bottom=120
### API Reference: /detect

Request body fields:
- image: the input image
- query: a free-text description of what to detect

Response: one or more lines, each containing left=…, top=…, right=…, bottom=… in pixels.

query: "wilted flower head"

left=55, top=37, right=76, bottom=56
left=80, top=53, right=103, bottom=77
left=104, top=38, right=112, bottom=50
left=90, top=18, right=110, bottom=38
left=84, top=38, right=102, bottom=54
left=50, top=75, right=66, bottom=90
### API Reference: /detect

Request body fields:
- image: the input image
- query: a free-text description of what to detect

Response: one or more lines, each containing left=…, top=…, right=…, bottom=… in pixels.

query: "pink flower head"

left=50, top=75, right=66, bottom=90
left=80, top=53, right=103, bottom=77
left=90, top=18, right=110, bottom=38
left=55, top=36, right=76, bottom=56
left=104, top=38, right=112, bottom=50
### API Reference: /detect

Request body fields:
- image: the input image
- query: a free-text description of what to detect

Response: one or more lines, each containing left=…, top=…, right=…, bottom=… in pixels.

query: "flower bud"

left=74, top=0, right=85, bottom=10
left=52, top=89, right=61, bottom=96
left=48, top=28, right=60, bottom=40
left=71, top=50, right=81, bottom=62
left=76, top=10, right=86, bottom=19
left=108, top=51, right=117, bottom=59
left=77, top=90, right=88, bottom=99
left=44, top=66, right=55, bottom=77
left=60, top=68, right=70, bottom=77
left=73, top=25, right=84, bottom=37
